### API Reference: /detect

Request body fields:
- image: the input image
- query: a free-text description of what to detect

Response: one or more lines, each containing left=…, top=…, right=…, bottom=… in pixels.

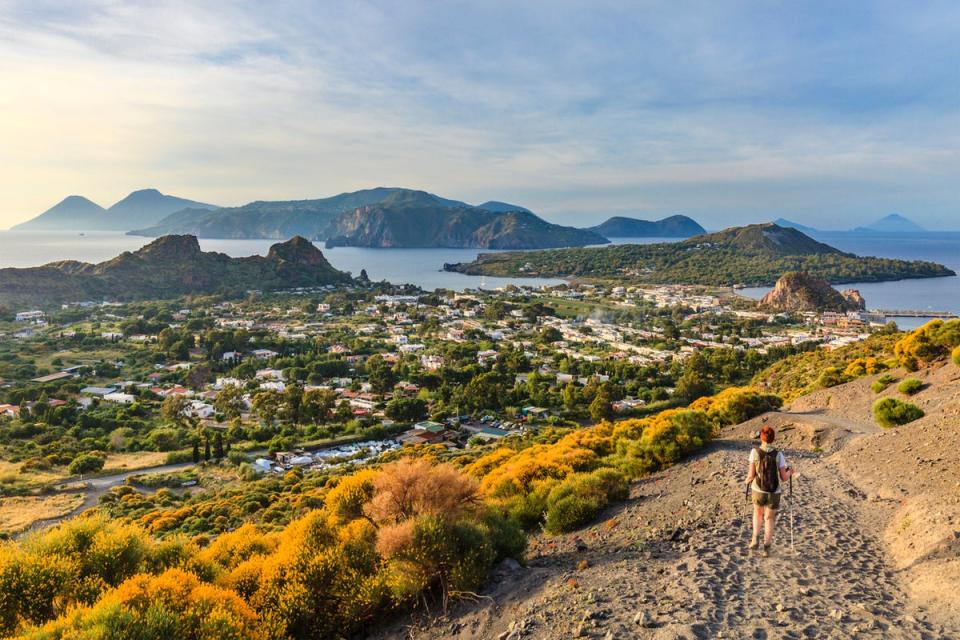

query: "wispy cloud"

left=1, top=0, right=958, bottom=228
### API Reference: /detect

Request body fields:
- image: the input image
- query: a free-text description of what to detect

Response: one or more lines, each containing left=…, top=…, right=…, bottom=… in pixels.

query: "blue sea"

left=0, top=231, right=958, bottom=322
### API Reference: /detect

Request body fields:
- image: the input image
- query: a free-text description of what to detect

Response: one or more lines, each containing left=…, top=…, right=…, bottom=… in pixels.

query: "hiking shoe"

left=749, top=539, right=759, bottom=551
left=762, top=544, right=771, bottom=557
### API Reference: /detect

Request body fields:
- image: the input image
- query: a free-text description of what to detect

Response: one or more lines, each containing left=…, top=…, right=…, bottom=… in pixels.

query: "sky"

left=1, top=0, right=958, bottom=230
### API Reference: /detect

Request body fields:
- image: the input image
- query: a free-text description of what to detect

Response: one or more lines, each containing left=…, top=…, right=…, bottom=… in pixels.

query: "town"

left=0, top=279, right=891, bottom=528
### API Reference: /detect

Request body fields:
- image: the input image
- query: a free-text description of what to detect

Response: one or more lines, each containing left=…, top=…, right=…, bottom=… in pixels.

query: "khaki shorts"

left=752, top=490, right=780, bottom=510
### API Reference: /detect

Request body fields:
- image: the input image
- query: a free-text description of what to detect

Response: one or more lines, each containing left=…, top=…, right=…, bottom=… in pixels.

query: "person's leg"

left=751, top=503, right=763, bottom=547
left=764, top=507, right=777, bottom=546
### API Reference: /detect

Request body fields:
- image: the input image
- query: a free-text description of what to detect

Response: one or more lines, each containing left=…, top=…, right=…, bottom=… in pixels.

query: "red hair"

left=760, top=426, right=775, bottom=443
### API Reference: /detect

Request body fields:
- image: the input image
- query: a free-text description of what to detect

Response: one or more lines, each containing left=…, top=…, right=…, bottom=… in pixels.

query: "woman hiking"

left=745, top=424, right=793, bottom=556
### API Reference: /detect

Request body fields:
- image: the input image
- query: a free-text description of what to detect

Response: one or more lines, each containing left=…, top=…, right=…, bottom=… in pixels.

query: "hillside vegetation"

left=0, top=387, right=776, bottom=639
left=444, top=223, right=954, bottom=286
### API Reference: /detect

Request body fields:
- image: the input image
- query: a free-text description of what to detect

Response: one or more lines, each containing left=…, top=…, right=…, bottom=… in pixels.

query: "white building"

left=15, top=310, right=45, bottom=322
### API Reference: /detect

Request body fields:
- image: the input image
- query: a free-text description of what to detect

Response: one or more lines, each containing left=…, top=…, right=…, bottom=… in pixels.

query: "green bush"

left=897, top=378, right=923, bottom=396
left=870, top=373, right=897, bottom=394
left=164, top=449, right=194, bottom=464
left=816, top=367, right=847, bottom=389
left=543, top=468, right=628, bottom=534
left=953, top=345, right=960, bottom=366
left=67, top=453, right=105, bottom=476
left=873, top=398, right=924, bottom=428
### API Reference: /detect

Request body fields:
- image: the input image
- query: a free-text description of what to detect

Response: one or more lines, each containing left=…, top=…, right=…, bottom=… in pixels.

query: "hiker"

left=745, top=424, right=793, bottom=556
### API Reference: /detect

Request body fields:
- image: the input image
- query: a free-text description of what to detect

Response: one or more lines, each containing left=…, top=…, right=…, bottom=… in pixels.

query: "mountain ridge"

left=14, top=189, right=217, bottom=232
left=323, top=190, right=606, bottom=249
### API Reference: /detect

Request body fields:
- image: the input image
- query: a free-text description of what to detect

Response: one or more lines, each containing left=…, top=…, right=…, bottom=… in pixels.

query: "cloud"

left=0, top=0, right=958, bottom=229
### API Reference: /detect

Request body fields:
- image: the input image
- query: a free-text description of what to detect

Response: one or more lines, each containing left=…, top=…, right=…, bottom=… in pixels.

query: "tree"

left=461, top=372, right=503, bottom=414
left=366, top=355, right=397, bottom=395
left=192, top=439, right=200, bottom=464
left=252, top=390, right=282, bottom=425
left=203, top=436, right=211, bottom=462
left=301, top=388, right=337, bottom=423
left=589, top=388, right=614, bottom=422
left=160, top=395, right=188, bottom=423
left=214, top=432, right=224, bottom=459
left=385, top=397, right=427, bottom=423
left=284, top=385, right=303, bottom=424
left=675, top=369, right=713, bottom=403
left=186, top=364, right=211, bottom=390
left=562, top=382, right=582, bottom=412
left=214, top=385, right=246, bottom=419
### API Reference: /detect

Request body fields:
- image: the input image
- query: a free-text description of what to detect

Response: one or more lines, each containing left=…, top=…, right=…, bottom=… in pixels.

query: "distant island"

left=853, top=213, right=926, bottom=233
left=772, top=218, right=819, bottom=234
left=135, top=188, right=606, bottom=250
left=587, top=215, right=705, bottom=238
left=322, top=190, right=605, bottom=249
left=444, top=223, right=955, bottom=286
left=13, top=189, right=218, bottom=232
left=0, top=235, right=349, bottom=309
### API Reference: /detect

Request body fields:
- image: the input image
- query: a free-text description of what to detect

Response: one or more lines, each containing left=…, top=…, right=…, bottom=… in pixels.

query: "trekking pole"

left=742, top=481, right=750, bottom=542
left=789, top=474, right=795, bottom=553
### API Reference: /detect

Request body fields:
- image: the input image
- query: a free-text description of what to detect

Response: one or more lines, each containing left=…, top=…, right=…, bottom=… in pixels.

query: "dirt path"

left=375, top=410, right=958, bottom=639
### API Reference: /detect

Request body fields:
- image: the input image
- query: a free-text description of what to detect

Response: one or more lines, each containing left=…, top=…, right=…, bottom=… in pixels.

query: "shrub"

left=689, top=387, right=782, bottom=427
left=953, top=345, right=960, bottom=366
left=67, top=454, right=104, bottom=476
left=544, top=468, right=629, bottom=534
left=815, top=367, right=847, bottom=389
left=871, top=374, right=896, bottom=394
left=843, top=357, right=887, bottom=378
left=873, top=398, right=924, bottom=428
left=22, top=569, right=260, bottom=640
left=894, top=319, right=960, bottom=369
left=897, top=378, right=923, bottom=396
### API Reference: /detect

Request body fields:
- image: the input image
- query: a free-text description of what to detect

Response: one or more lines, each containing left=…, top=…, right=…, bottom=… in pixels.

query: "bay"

left=1, top=231, right=957, bottom=315
left=0, top=230, right=564, bottom=291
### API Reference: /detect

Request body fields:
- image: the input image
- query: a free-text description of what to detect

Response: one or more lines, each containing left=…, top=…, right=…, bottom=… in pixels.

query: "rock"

left=574, top=538, right=589, bottom=553
left=500, top=557, right=523, bottom=572
left=760, top=271, right=865, bottom=312
left=634, top=611, right=656, bottom=627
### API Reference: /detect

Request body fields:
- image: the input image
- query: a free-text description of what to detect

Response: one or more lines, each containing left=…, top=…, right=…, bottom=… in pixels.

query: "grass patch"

left=0, top=493, right=85, bottom=535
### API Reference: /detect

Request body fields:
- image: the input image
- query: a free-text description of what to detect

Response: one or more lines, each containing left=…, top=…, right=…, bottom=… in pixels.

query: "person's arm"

left=745, top=451, right=756, bottom=486
left=779, top=455, right=793, bottom=481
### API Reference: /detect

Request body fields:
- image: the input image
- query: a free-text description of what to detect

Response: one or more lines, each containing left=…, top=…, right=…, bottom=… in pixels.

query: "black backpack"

left=754, top=448, right=780, bottom=493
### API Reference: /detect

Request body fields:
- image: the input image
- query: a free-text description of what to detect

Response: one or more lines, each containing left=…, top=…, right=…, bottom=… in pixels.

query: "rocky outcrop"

left=761, top=271, right=866, bottom=312
left=840, top=289, right=866, bottom=310
left=0, top=235, right=350, bottom=308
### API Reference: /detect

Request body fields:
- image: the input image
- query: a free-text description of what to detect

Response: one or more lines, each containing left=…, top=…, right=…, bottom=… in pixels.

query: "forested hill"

left=444, top=223, right=955, bottom=286
left=588, top=214, right=705, bottom=238
left=324, top=190, right=606, bottom=249
left=0, top=235, right=350, bottom=308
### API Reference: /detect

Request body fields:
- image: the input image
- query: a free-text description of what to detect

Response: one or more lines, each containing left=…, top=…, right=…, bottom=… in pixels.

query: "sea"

left=1, top=230, right=958, bottom=327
